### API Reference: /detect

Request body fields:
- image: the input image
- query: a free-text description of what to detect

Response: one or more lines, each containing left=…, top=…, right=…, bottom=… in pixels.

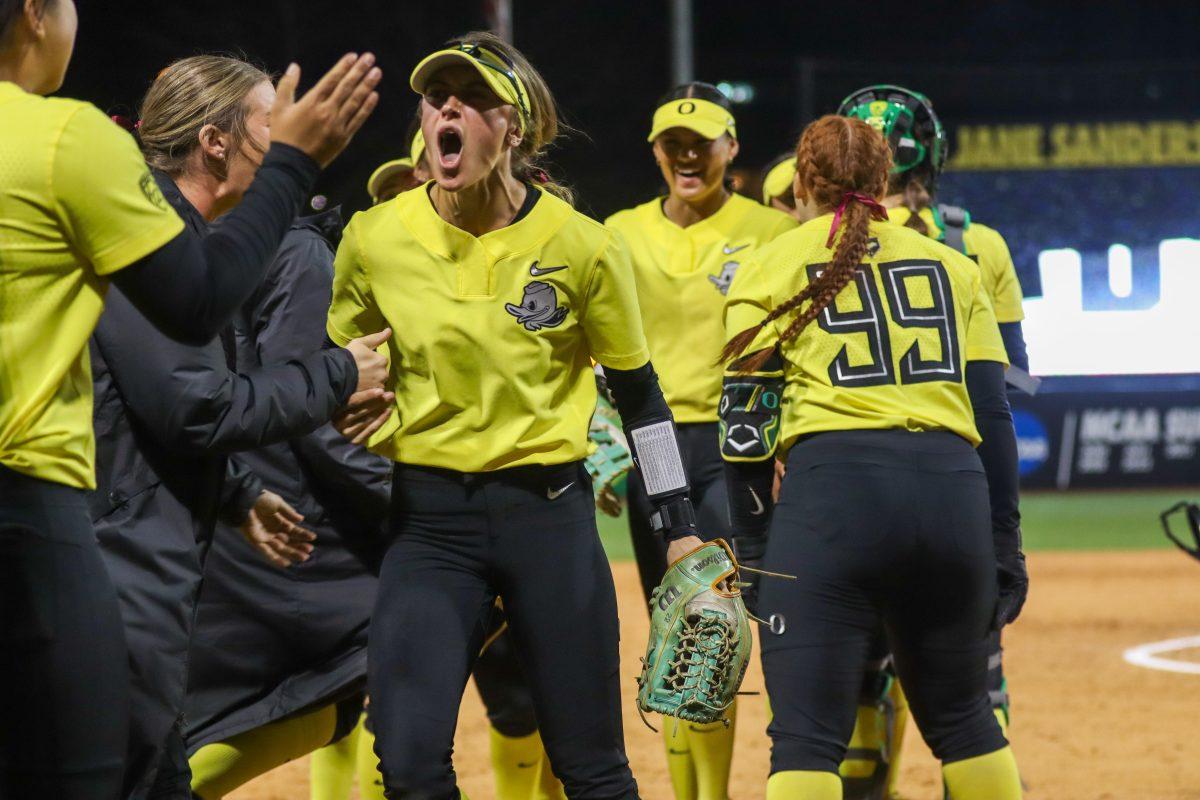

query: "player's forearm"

left=723, top=459, right=774, bottom=562
left=602, top=362, right=700, bottom=543
left=718, top=348, right=785, bottom=552
left=999, top=321, right=1030, bottom=373
left=967, top=359, right=1022, bottom=557
left=112, top=145, right=319, bottom=345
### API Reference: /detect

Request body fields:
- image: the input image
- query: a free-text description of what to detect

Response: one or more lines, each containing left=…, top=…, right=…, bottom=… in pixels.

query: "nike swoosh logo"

left=516, top=761, right=538, bottom=769
left=530, top=260, right=568, bottom=277
left=723, top=243, right=749, bottom=255
left=547, top=482, right=574, bottom=500
left=749, top=487, right=765, bottom=516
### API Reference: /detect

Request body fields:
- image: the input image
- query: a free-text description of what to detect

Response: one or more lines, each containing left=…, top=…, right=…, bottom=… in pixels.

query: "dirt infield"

left=232, top=550, right=1200, bottom=800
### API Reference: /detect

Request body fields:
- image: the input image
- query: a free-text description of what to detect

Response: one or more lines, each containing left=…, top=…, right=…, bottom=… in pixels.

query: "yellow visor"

left=647, top=97, right=737, bottom=142
left=410, top=44, right=530, bottom=123
left=761, top=156, right=797, bottom=203
left=367, top=158, right=414, bottom=203
left=410, top=128, right=426, bottom=165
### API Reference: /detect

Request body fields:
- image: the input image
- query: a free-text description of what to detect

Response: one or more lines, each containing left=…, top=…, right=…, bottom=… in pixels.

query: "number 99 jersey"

left=724, top=213, right=1008, bottom=450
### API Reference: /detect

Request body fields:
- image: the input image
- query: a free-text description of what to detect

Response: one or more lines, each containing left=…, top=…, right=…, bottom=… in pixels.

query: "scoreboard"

left=939, top=121, right=1200, bottom=378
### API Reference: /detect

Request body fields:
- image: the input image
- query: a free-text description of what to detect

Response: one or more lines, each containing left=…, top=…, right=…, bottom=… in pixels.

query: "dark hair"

left=887, top=102, right=943, bottom=237
left=1, top=0, right=53, bottom=42
left=722, top=116, right=892, bottom=372
left=656, top=81, right=734, bottom=114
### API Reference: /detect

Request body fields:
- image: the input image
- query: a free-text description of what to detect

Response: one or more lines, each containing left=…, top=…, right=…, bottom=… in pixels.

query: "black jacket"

left=185, top=208, right=391, bottom=750
left=87, top=174, right=357, bottom=795
left=224, top=206, right=391, bottom=537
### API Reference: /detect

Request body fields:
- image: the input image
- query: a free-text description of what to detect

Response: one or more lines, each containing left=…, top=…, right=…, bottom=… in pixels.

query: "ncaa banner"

left=1011, top=392, right=1200, bottom=489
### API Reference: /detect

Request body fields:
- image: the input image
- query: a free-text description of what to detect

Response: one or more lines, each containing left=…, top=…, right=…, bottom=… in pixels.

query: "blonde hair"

left=450, top=31, right=574, bottom=205
left=138, top=55, right=271, bottom=178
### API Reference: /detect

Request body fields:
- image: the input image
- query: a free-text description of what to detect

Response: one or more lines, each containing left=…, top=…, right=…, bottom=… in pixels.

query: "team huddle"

left=0, top=1, right=1029, bottom=799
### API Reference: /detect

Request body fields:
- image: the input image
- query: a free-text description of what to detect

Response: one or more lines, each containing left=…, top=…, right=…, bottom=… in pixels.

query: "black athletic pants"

left=628, top=422, right=730, bottom=602
left=759, top=431, right=1008, bottom=774
left=368, top=462, right=637, bottom=800
left=473, top=609, right=539, bottom=738
left=0, top=466, right=130, bottom=800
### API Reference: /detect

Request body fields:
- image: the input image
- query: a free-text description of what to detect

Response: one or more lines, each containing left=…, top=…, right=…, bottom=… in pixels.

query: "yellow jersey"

left=889, top=206, right=1025, bottom=323
left=0, top=83, right=184, bottom=489
left=605, top=193, right=796, bottom=423
left=725, top=214, right=1007, bottom=450
left=327, top=184, right=650, bottom=472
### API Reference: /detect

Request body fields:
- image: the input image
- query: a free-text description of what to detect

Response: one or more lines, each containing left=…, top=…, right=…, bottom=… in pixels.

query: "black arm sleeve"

left=967, top=360, right=1022, bottom=559
left=111, top=144, right=319, bottom=345
left=603, top=362, right=700, bottom=542
left=719, top=349, right=785, bottom=554
left=999, top=321, right=1030, bottom=372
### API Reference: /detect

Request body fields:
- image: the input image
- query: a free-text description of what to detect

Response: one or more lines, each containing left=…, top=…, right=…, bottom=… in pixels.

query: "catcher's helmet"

left=837, top=85, right=947, bottom=179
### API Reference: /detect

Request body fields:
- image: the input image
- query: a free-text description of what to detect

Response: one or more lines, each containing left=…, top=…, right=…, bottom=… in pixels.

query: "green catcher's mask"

left=837, top=84, right=947, bottom=177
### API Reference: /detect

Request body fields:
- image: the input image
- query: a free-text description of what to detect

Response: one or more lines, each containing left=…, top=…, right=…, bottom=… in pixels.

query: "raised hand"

left=271, top=53, right=382, bottom=167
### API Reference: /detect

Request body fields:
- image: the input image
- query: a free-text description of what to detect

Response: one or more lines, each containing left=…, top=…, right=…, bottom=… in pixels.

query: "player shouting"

left=326, top=32, right=708, bottom=798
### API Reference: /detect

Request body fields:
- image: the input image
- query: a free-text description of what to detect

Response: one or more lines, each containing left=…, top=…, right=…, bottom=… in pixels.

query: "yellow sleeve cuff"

left=91, top=215, right=184, bottom=276
left=594, top=347, right=651, bottom=372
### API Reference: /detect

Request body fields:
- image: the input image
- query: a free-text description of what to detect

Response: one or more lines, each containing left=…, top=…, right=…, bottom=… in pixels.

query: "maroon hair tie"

left=110, top=115, right=143, bottom=134
left=825, top=191, right=889, bottom=248
left=531, top=168, right=550, bottom=184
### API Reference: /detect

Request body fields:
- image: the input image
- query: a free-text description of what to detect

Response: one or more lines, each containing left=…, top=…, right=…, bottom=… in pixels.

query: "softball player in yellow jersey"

left=834, top=85, right=1030, bottom=799
left=719, top=116, right=1025, bottom=800
left=605, top=82, right=795, bottom=800
left=328, top=32, right=708, bottom=799
left=0, top=3, right=379, bottom=795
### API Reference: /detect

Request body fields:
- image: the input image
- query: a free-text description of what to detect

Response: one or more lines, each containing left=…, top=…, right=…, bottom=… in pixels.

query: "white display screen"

left=1023, top=239, right=1200, bottom=376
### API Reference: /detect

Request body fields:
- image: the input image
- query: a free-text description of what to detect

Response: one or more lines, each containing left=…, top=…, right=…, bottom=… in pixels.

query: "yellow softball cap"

left=761, top=156, right=797, bottom=203
left=410, top=42, right=530, bottom=123
left=647, top=97, right=737, bottom=142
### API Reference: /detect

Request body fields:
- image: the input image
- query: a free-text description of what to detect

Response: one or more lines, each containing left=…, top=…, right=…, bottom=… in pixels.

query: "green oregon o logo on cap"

left=678, top=101, right=696, bottom=114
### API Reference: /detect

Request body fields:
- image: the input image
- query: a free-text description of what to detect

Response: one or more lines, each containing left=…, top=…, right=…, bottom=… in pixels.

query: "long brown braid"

left=896, top=176, right=932, bottom=236
left=721, top=115, right=893, bottom=372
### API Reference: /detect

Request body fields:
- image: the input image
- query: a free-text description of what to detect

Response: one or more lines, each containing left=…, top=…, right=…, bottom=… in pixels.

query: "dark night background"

left=62, top=1, right=1200, bottom=220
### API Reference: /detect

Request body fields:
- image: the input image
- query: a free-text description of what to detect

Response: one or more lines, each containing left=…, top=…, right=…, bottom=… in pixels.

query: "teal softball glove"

left=636, top=540, right=753, bottom=726
left=585, top=393, right=632, bottom=517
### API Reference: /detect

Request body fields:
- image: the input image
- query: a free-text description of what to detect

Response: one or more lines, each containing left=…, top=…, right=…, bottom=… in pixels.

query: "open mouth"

left=676, top=167, right=702, bottom=181
left=438, top=128, right=463, bottom=170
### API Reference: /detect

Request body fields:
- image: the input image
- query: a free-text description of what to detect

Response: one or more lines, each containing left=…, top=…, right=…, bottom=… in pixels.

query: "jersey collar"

left=651, top=191, right=749, bottom=236
left=400, top=181, right=567, bottom=261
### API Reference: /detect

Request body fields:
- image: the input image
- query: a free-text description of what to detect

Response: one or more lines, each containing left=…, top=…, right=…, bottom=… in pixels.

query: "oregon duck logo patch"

left=505, top=281, right=569, bottom=331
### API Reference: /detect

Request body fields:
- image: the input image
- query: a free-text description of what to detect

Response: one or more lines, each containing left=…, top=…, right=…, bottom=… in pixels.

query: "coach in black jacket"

left=184, top=207, right=391, bottom=767
left=88, top=176, right=383, bottom=799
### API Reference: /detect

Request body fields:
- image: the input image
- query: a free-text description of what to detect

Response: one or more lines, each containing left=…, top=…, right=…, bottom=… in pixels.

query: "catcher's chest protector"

left=637, top=541, right=753, bottom=726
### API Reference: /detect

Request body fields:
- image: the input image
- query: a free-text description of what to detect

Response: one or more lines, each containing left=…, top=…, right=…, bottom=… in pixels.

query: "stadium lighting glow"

left=716, top=81, right=755, bottom=104
left=1023, top=238, right=1200, bottom=376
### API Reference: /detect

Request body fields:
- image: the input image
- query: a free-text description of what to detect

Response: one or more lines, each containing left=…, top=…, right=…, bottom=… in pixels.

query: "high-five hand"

left=271, top=53, right=382, bottom=167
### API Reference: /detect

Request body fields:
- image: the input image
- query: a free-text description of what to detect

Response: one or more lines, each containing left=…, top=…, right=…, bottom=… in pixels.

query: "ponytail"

left=721, top=116, right=892, bottom=373
left=900, top=178, right=932, bottom=236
